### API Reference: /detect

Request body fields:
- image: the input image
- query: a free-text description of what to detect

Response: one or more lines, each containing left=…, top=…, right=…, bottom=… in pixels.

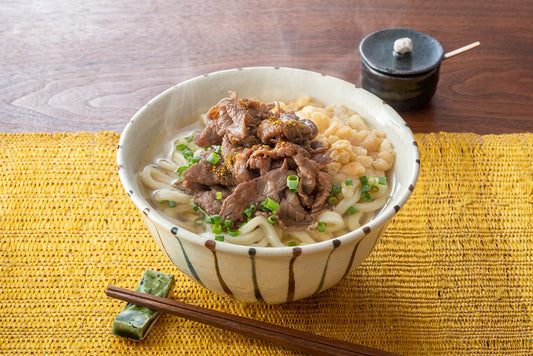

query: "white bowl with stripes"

left=117, top=67, right=420, bottom=304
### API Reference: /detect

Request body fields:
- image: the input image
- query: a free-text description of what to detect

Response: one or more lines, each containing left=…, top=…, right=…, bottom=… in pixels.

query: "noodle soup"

left=140, top=93, right=395, bottom=247
left=118, top=67, right=419, bottom=303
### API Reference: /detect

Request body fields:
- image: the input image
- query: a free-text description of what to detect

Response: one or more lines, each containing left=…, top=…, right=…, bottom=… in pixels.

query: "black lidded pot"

left=359, top=28, right=444, bottom=112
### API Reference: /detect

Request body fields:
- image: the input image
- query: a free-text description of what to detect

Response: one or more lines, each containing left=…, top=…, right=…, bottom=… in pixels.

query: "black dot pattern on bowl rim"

left=363, top=226, right=371, bottom=234
left=171, top=227, right=178, bottom=235
left=205, top=239, right=216, bottom=250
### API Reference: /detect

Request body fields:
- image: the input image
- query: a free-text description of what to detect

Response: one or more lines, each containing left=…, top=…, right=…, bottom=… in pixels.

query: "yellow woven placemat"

left=1, top=132, right=532, bottom=355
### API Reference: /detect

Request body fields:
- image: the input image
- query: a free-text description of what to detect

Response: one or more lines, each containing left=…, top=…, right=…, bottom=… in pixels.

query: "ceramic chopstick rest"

left=111, top=270, right=175, bottom=341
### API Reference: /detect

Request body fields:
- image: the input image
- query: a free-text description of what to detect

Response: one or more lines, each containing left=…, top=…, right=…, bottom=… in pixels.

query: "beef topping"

left=177, top=92, right=333, bottom=229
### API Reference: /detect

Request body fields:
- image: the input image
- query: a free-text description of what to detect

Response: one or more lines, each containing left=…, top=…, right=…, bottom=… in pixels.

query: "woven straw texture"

left=1, top=132, right=532, bottom=355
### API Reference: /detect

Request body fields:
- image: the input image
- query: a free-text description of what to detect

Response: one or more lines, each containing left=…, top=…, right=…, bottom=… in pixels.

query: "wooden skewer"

left=105, top=285, right=400, bottom=356
left=444, top=41, right=480, bottom=60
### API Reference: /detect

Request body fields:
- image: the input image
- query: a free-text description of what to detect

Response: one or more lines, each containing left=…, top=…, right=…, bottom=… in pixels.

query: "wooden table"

left=2, top=0, right=532, bottom=134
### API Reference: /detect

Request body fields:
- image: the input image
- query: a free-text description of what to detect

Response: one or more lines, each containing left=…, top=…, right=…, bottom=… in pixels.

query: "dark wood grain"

left=1, top=0, right=532, bottom=134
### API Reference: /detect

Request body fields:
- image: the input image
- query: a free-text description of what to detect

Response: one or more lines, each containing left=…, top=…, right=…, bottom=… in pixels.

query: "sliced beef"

left=257, top=118, right=283, bottom=145
left=311, top=171, right=332, bottom=211
left=309, top=140, right=334, bottom=165
left=277, top=192, right=314, bottom=230
left=225, top=147, right=257, bottom=183
left=219, top=164, right=295, bottom=227
left=177, top=92, right=334, bottom=231
left=257, top=111, right=318, bottom=146
left=194, top=98, right=234, bottom=147
left=291, top=151, right=332, bottom=210
left=181, top=152, right=236, bottom=191
left=225, top=101, right=260, bottom=146
left=217, top=180, right=257, bottom=225
left=194, top=187, right=231, bottom=216
left=279, top=111, right=318, bottom=144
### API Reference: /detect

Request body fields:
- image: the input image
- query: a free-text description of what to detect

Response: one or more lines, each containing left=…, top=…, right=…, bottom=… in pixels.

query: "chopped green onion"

left=260, top=198, right=279, bottom=214
left=212, top=225, right=223, bottom=234
left=228, top=229, right=240, bottom=237
left=176, top=144, right=188, bottom=152
left=330, top=184, right=341, bottom=196
left=215, top=235, right=224, bottom=242
left=287, top=241, right=298, bottom=247
left=327, top=196, right=338, bottom=205
left=345, top=179, right=353, bottom=186
left=183, top=148, right=194, bottom=159
left=317, top=221, right=326, bottom=232
left=267, top=215, right=278, bottom=224
left=224, top=220, right=232, bottom=228
left=192, top=204, right=200, bottom=211
left=160, top=200, right=177, bottom=208
left=194, top=217, right=205, bottom=226
left=346, top=206, right=358, bottom=215
left=206, top=152, right=220, bottom=165
left=176, top=166, right=188, bottom=175
left=205, top=214, right=222, bottom=225
left=213, top=145, right=222, bottom=154
left=358, top=175, right=384, bottom=201
left=190, top=156, right=201, bottom=164
left=244, top=204, right=256, bottom=218
left=216, top=191, right=222, bottom=200
left=186, top=135, right=194, bottom=142
left=286, top=175, right=299, bottom=192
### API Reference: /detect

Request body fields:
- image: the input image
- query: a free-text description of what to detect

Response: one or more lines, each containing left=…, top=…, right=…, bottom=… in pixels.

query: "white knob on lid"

left=394, top=37, right=413, bottom=55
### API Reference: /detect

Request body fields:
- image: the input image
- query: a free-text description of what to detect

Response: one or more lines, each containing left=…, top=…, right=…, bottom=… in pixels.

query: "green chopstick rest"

left=111, top=269, right=175, bottom=341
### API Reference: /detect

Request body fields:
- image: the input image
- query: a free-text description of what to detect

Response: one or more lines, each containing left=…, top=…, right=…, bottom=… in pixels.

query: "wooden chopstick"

left=105, top=285, right=399, bottom=356
left=443, top=41, right=480, bottom=60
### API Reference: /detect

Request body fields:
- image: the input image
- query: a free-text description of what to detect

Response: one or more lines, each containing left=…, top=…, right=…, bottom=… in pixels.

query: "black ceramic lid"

left=359, top=28, right=444, bottom=76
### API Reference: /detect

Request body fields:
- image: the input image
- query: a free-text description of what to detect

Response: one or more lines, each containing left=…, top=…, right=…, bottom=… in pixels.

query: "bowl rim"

left=117, top=66, right=420, bottom=257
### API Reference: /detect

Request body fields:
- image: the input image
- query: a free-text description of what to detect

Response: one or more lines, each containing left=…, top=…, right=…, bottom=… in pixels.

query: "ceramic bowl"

left=117, top=67, right=420, bottom=304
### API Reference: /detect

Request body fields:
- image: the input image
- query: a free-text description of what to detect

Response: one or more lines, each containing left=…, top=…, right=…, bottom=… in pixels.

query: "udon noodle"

left=140, top=96, right=395, bottom=247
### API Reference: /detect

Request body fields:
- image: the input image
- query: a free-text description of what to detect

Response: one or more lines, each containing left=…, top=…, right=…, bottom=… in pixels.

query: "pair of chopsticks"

left=106, top=285, right=399, bottom=356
